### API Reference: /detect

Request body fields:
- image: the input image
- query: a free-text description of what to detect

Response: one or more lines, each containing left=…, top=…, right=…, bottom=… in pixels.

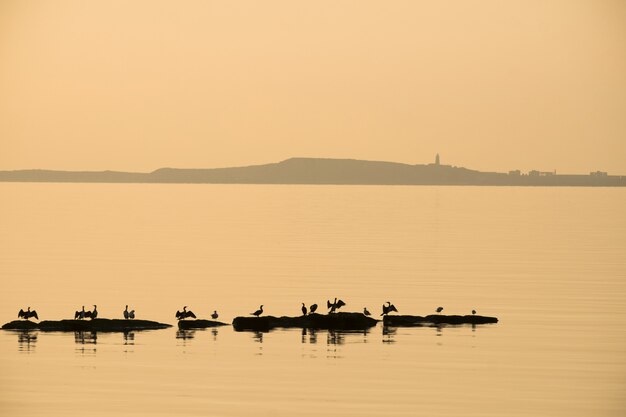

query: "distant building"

left=508, top=170, right=521, bottom=176
left=529, top=170, right=556, bottom=177
left=590, top=171, right=608, bottom=177
left=435, top=153, right=440, bottom=166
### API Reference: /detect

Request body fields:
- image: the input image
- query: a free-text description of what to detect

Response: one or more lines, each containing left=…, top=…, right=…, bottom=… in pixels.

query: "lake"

left=1, top=184, right=625, bottom=416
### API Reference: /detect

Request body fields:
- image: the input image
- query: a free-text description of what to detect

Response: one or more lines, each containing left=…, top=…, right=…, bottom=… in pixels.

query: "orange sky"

left=1, top=0, right=625, bottom=173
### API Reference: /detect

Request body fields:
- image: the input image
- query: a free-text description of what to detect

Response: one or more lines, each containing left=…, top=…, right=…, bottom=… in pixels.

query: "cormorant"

left=90, top=305, right=98, bottom=319
left=75, top=306, right=86, bottom=320
left=301, top=303, right=307, bottom=316
left=124, top=305, right=130, bottom=319
left=175, top=306, right=197, bottom=320
left=211, top=310, right=219, bottom=320
left=436, top=306, right=444, bottom=313
left=309, top=304, right=318, bottom=314
left=17, top=307, right=38, bottom=320
left=472, top=309, right=476, bottom=315
left=251, top=305, right=264, bottom=317
left=327, top=298, right=346, bottom=313
left=381, top=301, right=398, bottom=316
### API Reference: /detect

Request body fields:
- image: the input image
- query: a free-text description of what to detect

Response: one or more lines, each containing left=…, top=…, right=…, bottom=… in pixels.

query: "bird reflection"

left=74, top=331, right=97, bottom=355
left=211, top=328, right=219, bottom=341
left=17, top=331, right=38, bottom=353
left=123, top=331, right=135, bottom=345
left=300, top=328, right=318, bottom=344
left=327, top=329, right=344, bottom=345
left=176, top=329, right=196, bottom=342
left=382, top=325, right=397, bottom=343
left=252, top=331, right=263, bottom=343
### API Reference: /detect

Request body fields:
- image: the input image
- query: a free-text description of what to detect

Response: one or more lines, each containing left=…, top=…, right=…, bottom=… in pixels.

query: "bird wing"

left=327, top=300, right=332, bottom=309
left=32, top=311, right=39, bottom=320
left=188, top=311, right=197, bottom=319
left=390, top=305, right=398, bottom=313
left=175, top=310, right=181, bottom=318
left=74, top=311, right=79, bottom=319
left=18, top=309, right=24, bottom=318
left=337, top=299, right=346, bottom=308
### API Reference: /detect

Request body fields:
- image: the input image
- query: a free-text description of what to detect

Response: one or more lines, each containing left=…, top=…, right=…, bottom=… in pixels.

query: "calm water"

left=1, top=184, right=625, bottom=417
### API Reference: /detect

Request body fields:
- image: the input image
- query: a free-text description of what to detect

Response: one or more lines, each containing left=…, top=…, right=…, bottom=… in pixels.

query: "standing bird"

left=436, top=306, right=444, bottom=314
left=124, top=305, right=130, bottom=319
left=381, top=301, right=398, bottom=316
left=75, top=306, right=86, bottom=320
left=327, top=298, right=346, bottom=313
left=309, top=304, right=318, bottom=315
left=211, top=310, right=219, bottom=320
left=471, top=309, right=476, bottom=315
left=175, top=306, right=197, bottom=320
left=18, top=307, right=39, bottom=320
left=301, top=303, right=307, bottom=316
left=363, top=307, right=371, bottom=316
left=251, top=305, right=264, bottom=317
left=90, top=305, right=98, bottom=319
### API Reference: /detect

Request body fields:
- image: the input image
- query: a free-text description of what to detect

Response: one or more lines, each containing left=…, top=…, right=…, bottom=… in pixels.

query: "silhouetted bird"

left=90, top=305, right=98, bottom=319
left=18, top=307, right=38, bottom=320
left=381, top=301, right=398, bottom=316
left=75, top=306, right=86, bottom=320
left=327, top=298, right=346, bottom=313
left=301, top=303, right=307, bottom=316
left=175, top=306, right=197, bottom=320
left=251, top=305, right=264, bottom=317
left=472, top=309, right=476, bottom=315
left=363, top=307, right=371, bottom=316
left=211, top=310, right=219, bottom=320
left=124, top=305, right=135, bottom=319
left=436, top=306, right=444, bottom=313
left=309, top=304, right=318, bottom=315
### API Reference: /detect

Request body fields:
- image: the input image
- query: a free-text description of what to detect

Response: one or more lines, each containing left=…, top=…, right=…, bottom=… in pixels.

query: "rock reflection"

left=382, top=326, right=397, bottom=343
left=176, top=329, right=196, bottom=346
left=74, top=331, right=97, bottom=355
left=17, top=330, right=38, bottom=353
left=301, top=328, right=318, bottom=344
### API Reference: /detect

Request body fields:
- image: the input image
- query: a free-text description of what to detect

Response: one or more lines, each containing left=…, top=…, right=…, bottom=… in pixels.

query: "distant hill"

left=0, top=157, right=624, bottom=186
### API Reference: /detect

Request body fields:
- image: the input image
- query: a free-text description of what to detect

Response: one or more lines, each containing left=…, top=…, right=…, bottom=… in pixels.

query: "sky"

left=1, top=0, right=625, bottom=173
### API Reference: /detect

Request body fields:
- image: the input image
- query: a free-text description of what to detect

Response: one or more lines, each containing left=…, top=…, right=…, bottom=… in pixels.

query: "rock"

left=383, top=314, right=498, bottom=326
left=232, top=312, right=378, bottom=332
left=2, top=318, right=172, bottom=332
left=177, top=319, right=229, bottom=329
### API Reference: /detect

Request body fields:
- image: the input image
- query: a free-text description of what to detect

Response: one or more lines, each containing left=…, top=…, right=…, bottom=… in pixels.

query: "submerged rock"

left=232, top=312, right=378, bottom=332
left=383, top=314, right=498, bottom=326
left=177, top=319, right=228, bottom=329
left=2, top=318, right=172, bottom=332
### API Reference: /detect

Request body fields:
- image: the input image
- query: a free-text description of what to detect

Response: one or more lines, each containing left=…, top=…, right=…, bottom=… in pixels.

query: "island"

left=1, top=157, right=623, bottom=186
left=2, top=319, right=172, bottom=332
left=177, top=319, right=229, bottom=329
left=383, top=314, right=498, bottom=326
left=232, top=312, right=378, bottom=332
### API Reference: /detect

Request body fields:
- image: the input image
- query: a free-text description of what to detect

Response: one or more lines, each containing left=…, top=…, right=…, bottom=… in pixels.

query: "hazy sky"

left=1, top=0, right=625, bottom=173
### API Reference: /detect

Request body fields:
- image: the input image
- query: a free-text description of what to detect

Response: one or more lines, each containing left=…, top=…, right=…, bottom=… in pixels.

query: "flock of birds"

left=16, top=301, right=478, bottom=322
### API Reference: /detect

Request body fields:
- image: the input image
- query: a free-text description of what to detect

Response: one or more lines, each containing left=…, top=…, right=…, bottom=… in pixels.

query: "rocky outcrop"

left=232, top=312, right=378, bottom=332
left=177, top=319, right=229, bottom=329
left=383, top=314, right=498, bottom=326
left=2, top=319, right=171, bottom=331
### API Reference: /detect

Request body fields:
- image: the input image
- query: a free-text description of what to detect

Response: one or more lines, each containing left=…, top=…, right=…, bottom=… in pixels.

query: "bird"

left=251, top=305, right=264, bottom=317
left=471, top=309, right=476, bottom=315
left=17, top=307, right=39, bottom=321
left=309, top=304, right=318, bottom=315
left=124, top=305, right=130, bottom=319
left=363, top=307, right=371, bottom=316
left=381, top=301, right=398, bottom=316
left=301, top=303, right=307, bottom=316
left=175, top=306, right=197, bottom=320
left=211, top=310, right=219, bottom=320
left=129, top=309, right=135, bottom=319
left=75, top=306, right=86, bottom=320
left=90, top=305, right=98, bottom=319
left=327, top=298, right=346, bottom=313
left=436, top=306, right=444, bottom=314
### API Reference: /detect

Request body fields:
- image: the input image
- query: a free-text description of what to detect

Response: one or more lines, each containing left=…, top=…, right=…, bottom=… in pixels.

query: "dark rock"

left=2, top=320, right=38, bottom=330
left=177, top=319, right=228, bottom=329
left=2, top=318, right=172, bottom=332
left=383, top=314, right=498, bottom=327
left=232, top=312, right=378, bottom=332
